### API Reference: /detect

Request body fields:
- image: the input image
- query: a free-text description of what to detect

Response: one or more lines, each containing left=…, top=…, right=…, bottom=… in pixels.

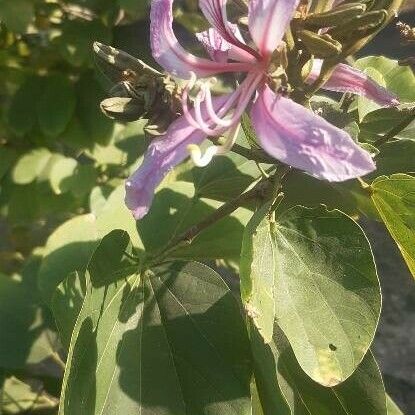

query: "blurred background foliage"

left=0, top=0, right=414, bottom=413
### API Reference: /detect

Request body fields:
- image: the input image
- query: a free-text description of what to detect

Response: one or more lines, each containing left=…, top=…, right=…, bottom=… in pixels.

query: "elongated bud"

left=297, top=30, right=342, bottom=58
left=93, top=42, right=182, bottom=136
left=303, top=3, right=367, bottom=29
left=100, top=97, right=145, bottom=122
left=329, top=10, right=387, bottom=39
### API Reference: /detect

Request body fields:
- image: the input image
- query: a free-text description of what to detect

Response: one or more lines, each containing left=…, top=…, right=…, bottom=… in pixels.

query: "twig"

left=375, top=111, right=415, bottom=146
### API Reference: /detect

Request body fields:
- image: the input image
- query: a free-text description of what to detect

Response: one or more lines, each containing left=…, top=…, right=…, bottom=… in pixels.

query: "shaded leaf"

left=59, top=232, right=252, bottom=415
left=0, top=0, right=34, bottom=32
left=7, top=77, right=43, bottom=137
left=138, top=180, right=250, bottom=261
left=38, top=185, right=141, bottom=302
left=0, top=274, right=58, bottom=369
left=37, top=76, right=76, bottom=137
left=251, top=323, right=387, bottom=415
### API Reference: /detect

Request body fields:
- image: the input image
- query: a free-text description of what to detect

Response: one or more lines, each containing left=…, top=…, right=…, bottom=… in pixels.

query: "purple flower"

left=126, top=0, right=399, bottom=219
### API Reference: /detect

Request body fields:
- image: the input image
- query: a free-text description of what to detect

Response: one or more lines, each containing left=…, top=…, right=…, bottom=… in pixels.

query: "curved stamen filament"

left=181, top=71, right=263, bottom=138
left=187, top=122, right=241, bottom=167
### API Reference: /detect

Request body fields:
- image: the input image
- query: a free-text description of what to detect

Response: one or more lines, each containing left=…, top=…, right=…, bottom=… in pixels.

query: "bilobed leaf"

left=59, top=231, right=252, bottom=415
left=37, top=76, right=76, bottom=137
left=240, top=202, right=276, bottom=343
left=371, top=174, right=415, bottom=279
left=273, top=206, right=380, bottom=386
left=251, top=323, right=387, bottom=415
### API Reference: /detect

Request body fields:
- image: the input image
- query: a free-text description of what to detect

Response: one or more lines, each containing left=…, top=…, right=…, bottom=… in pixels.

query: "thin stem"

left=375, top=111, right=415, bottom=146
left=207, top=136, right=276, bottom=163
left=147, top=167, right=291, bottom=265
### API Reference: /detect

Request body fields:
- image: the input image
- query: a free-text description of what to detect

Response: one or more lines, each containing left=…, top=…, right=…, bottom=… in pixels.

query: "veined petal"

left=307, top=60, right=400, bottom=106
left=196, top=28, right=231, bottom=63
left=251, top=85, right=376, bottom=181
left=125, top=95, right=230, bottom=219
left=150, top=0, right=252, bottom=79
left=248, top=0, right=300, bottom=57
left=199, top=0, right=259, bottom=62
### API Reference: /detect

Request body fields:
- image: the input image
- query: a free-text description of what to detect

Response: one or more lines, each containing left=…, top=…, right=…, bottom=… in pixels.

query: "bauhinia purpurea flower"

left=125, top=0, right=399, bottom=219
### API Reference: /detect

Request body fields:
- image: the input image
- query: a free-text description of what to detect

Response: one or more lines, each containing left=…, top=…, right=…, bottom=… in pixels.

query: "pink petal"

left=251, top=85, right=376, bottom=182
left=196, top=28, right=231, bottom=63
left=199, top=0, right=259, bottom=62
left=248, top=0, right=300, bottom=57
left=307, top=60, right=400, bottom=107
left=150, top=0, right=252, bottom=79
left=125, top=95, right=230, bottom=219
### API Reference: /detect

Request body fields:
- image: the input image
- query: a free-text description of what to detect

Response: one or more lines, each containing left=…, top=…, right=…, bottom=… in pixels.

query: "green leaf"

left=0, top=0, right=34, bottom=32
left=12, top=148, right=52, bottom=185
left=7, top=77, right=43, bottom=136
left=0, top=274, right=58, bottom=369
left=360, top=108, right=415, bottom=142
left=371, top=174, right=415, bottom=278
left=273, top=206, right=380, bottom=386
left=0, top=147, right=17, bottom=180
left=48, top=156, right=78, bottom=194
left=59, top=232, right=252, bottom=415
left=52, top=271, right=86, bottom=350
left=48, top=156, right=97, bottom=197
left=251, top=323, right=387, bottom=415
left=76, top=73, right=114, bottom=145
left=118, top=0, right=149, bottom=18
left=240, top=202, right=276, bottom=343
left=138, top=180, right=250, bottom=260
left=386, top=395, right=404, bottom=415
left=357, top=67, right=386, bottom=121
left=370, top=139, right=415, bottom=178
left=37, top=76, right=76, bottom=137
left=38, top=185, right=141, bottom=302
left=55, top=19, right=112, bottom=67
left=0, top=376, right=58, bottom=414
left=355, top=56, right=415, bottom=103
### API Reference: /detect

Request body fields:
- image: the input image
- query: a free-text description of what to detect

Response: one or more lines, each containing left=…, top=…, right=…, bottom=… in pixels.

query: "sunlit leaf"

left=12, top=148, right=52, bottom=185
left=371, top=174, right=415, bottom=279
left=240, top=202, right=276, bottom=343
left=272, top=206, right=380, bottom=386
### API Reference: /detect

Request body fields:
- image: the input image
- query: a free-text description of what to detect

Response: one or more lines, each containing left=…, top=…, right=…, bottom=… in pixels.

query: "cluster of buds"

left=94, top=0, right=401, bottom=137
left=396, top=21, right=415, bottom=71
left=94, top=42, right=182, bottom=137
